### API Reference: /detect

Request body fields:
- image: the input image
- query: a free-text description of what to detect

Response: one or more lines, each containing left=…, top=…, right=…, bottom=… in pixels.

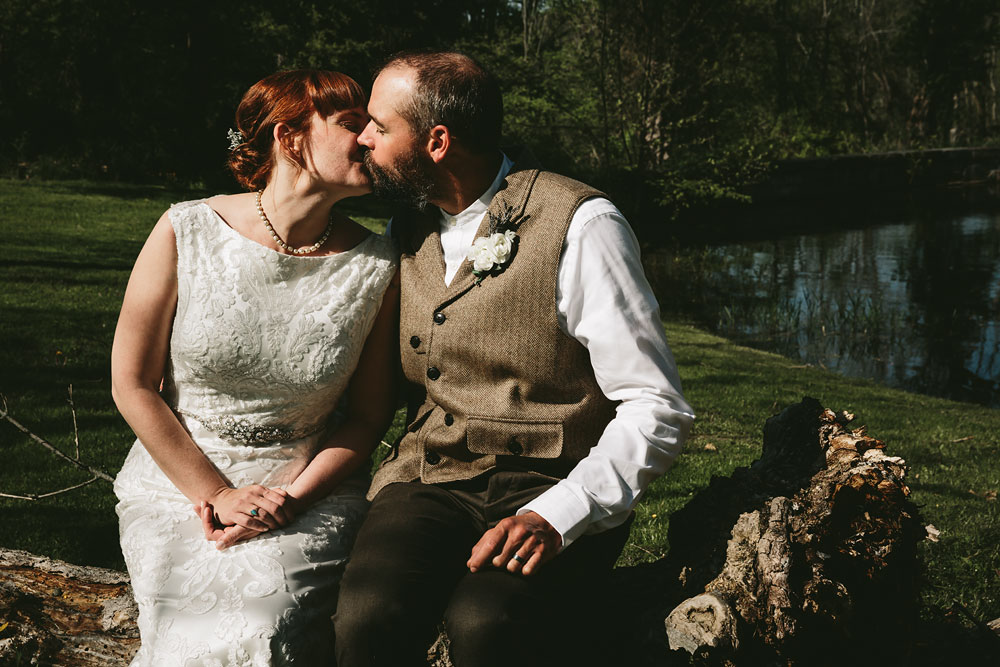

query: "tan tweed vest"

left=368, top=161, right=619, bottom=499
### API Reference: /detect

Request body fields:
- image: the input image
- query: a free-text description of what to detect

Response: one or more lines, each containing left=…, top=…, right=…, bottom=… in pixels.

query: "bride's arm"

left=283, top=270, right=401, bottom=510
left=201, top=270, right=400, bottom=549
left=111, top=212, right=289, bottom=533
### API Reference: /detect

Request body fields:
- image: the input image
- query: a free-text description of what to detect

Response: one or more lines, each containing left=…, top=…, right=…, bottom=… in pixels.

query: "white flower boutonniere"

left=467, top=204, right=524, bottom=285
left=468, top=229, right=516, bottom=272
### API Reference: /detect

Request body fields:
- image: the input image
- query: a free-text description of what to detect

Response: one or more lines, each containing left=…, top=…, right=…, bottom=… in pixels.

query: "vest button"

left=507, top=438, right=523, bottom=456
left=444, top=413, right=454, bottom=426
left=433, top=311, right=446, bottom=325
left=409, top=335, right=421, bottom=348
left=427, top=367, right=441, bottom=381
left=425, top=451, right=441, bottom=465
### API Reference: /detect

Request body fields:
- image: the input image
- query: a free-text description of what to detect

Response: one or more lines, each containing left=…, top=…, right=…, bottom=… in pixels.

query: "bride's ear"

left=273, top=123, right=304, bottom=167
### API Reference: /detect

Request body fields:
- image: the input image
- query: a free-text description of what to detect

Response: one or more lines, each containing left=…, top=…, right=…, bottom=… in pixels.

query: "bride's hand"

left=208, top=485, right=294, bottom=532
left=196, top=502, right=264, bottom=550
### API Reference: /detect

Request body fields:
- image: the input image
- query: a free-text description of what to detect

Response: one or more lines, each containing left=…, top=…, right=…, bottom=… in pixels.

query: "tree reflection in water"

left=646, top=205, right=1000, bottom=407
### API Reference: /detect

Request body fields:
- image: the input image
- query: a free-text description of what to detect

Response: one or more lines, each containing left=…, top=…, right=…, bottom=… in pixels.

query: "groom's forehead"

left=372, top=66, right=417, bottom=108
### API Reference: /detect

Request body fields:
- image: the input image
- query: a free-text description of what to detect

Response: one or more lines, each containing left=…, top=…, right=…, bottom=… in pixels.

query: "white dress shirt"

left=386, top=155, right=694, bottom=549
left=394, top=155, right=694, bottom=549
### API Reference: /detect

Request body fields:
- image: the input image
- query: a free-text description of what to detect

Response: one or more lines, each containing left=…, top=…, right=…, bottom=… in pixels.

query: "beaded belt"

left=177, top=410, right=322, bottom=446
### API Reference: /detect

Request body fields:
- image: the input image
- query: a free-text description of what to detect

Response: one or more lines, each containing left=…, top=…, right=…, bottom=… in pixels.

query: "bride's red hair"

left=227, top=70, right=365, bottom=191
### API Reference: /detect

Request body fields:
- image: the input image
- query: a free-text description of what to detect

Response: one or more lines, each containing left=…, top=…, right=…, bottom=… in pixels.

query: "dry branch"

left=0, top=390, right=114, bottom=500
left=68, top=384, right=81, bottom=460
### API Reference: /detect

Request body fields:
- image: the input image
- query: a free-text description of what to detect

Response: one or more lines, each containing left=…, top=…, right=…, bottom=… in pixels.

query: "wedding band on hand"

left=512, top=553, right=526, bottom=564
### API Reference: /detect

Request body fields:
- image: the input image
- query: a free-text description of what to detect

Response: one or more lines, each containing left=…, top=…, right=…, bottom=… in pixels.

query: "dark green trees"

left=3, top=0, right=999, bottom=217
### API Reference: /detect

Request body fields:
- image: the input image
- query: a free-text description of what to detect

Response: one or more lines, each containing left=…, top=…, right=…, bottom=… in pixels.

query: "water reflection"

left=648, top=208, right=1000, bottom=407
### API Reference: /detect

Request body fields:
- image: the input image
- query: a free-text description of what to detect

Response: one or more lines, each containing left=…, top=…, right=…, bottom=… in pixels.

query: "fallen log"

left=0, top=548, right=455, bottom=666
left=0, top=398, right=925, bottom=666
left=662, top=397, right=923, bottom=665
left=0, top=548, right=138, bottom=665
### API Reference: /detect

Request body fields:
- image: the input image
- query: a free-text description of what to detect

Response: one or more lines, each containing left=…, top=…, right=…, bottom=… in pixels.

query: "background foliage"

left=3, top=0, right=1000, bottom=218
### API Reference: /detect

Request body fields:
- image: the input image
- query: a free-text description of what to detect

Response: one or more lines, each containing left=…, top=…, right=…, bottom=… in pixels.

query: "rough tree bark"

left=0, top=398, right=928, bottom=666
left=0, top=548, right=138, bottom=665
left=660, top=397, right=924, bottom=665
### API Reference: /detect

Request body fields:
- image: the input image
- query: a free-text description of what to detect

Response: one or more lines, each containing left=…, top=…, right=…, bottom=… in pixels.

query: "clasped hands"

left=467, top=511, right=562, bottom=576
left=194, top=485, right=296, bottom=550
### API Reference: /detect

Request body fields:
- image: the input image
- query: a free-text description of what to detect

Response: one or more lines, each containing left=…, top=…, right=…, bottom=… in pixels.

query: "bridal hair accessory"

left=256, top=190, right=334, bottom=255
left=227, top=128, right=245, bottom=151
left=467, top=204, right=524, bottom=285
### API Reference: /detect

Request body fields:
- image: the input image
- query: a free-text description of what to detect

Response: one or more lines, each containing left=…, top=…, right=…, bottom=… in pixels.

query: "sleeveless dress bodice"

left=114, top=199, right=397, bottom=666
left=166, top=198, right=395, bottom=446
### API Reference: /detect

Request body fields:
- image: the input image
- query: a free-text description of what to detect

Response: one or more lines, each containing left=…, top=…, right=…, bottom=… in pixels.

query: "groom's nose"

left=357, top=121, right=376, bottom=150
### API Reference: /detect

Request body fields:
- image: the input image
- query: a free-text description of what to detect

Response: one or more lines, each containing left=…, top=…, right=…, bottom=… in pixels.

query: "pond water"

left=645, top=190, right=1000, bottom=407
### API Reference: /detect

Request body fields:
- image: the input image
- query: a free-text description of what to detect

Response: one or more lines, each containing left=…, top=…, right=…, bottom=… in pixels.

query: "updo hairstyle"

left=227, top=69, right=365, bottom=191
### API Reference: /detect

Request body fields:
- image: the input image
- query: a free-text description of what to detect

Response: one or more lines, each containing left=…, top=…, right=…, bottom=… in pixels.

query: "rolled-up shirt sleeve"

left=517, top=198, right=694, bottom=549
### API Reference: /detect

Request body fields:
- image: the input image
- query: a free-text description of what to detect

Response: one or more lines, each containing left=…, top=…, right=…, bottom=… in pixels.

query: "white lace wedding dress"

left=113, top=200, right=397, bottom=666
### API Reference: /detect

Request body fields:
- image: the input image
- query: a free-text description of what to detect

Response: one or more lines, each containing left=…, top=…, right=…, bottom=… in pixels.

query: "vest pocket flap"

left=466, top=417, right=563, bottom=459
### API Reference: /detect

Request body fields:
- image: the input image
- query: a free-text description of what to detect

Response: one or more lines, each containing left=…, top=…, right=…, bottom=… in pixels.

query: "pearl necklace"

left=255, top=190, right=333, bottom=255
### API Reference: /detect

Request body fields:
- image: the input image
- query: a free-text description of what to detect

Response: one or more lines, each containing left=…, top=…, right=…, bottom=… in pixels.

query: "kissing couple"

left=111, top=50, right=693, bottom=666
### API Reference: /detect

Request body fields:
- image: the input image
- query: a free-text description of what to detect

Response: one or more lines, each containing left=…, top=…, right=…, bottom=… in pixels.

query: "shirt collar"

left=439, top=152, right=514, bottom=229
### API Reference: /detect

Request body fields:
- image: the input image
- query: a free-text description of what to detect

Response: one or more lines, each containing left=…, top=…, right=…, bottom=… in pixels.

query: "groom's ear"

left=426, top=125, right=451, bottom=164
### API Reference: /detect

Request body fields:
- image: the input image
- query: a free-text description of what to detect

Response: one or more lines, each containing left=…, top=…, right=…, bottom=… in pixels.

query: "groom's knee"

left=334, top=573, right=417, bottom=666
left=443, top=572, right=554, bottom=666
left=335, top=551, right=446, bottom=664
left=444, top=592, right=516, bottom=653
left=334, top=576, right=395, bottom=637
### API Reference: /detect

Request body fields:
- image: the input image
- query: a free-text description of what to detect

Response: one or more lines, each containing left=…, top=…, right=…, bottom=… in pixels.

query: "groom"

left=334, top=51, right=694, bottom=667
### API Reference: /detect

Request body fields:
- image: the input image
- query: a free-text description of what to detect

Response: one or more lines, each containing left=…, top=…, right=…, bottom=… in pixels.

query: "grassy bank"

left=1, top=179, right=998, bottom=658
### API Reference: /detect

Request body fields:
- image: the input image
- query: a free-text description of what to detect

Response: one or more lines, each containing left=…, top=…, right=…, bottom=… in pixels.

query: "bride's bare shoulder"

left=205, top=192, right=254, bottom=218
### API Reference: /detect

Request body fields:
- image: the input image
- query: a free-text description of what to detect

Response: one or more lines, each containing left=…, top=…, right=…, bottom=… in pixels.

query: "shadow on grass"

left=1, top=499, right=124, bottom=570
left=911, top=616, right=1000, bottom=666
left=44, top=180, right=213, bottom=201
left=910, top=481, right=1000, bottom=503
left=0, top=257, right=137, bottom=276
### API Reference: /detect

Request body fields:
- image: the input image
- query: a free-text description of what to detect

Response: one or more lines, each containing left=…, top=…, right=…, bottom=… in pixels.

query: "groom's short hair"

left=377, top=51, right=502, bottom=155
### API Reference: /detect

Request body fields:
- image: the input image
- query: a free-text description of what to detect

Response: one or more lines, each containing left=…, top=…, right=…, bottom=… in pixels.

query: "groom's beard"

left=363, top=148, right=439, bottom=211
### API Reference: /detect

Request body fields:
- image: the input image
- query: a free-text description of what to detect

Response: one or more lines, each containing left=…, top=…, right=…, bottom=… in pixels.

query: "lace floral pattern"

left=114, top=200, right=396, bottom=666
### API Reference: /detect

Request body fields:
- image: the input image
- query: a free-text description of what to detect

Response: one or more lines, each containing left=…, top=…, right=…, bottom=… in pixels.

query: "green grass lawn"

left=1, top=179, right=998, bottom=658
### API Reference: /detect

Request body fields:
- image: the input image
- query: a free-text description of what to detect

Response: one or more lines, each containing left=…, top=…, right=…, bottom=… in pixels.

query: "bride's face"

left=298, top=107, right=372, bottom=194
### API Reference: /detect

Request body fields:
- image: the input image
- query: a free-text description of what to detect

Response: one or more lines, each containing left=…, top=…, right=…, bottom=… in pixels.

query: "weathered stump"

left=661, top=397, right=923, bottom=665
left=0, top=548, right=139, bottom=665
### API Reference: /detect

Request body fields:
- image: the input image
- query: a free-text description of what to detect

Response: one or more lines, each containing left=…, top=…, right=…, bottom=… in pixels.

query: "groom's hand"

left=467, top=511, right=561, bottom=576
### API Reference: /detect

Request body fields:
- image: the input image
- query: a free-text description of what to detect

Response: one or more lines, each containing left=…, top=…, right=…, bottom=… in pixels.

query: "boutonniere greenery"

left=467, top=204, right=525, bottom=285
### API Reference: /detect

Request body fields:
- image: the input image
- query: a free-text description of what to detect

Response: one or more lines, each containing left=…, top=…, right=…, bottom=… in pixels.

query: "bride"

left=111, top=69, right=398, bottom=665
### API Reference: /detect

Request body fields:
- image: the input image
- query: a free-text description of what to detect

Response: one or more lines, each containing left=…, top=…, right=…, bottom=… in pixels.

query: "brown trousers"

left=333, top=471, right=631, bottom=667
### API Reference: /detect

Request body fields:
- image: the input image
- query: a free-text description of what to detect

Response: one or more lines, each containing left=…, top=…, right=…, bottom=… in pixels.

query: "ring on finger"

left=512, top=553, right=526, bottom=564
left=249, top=507, right=259, bottom=517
